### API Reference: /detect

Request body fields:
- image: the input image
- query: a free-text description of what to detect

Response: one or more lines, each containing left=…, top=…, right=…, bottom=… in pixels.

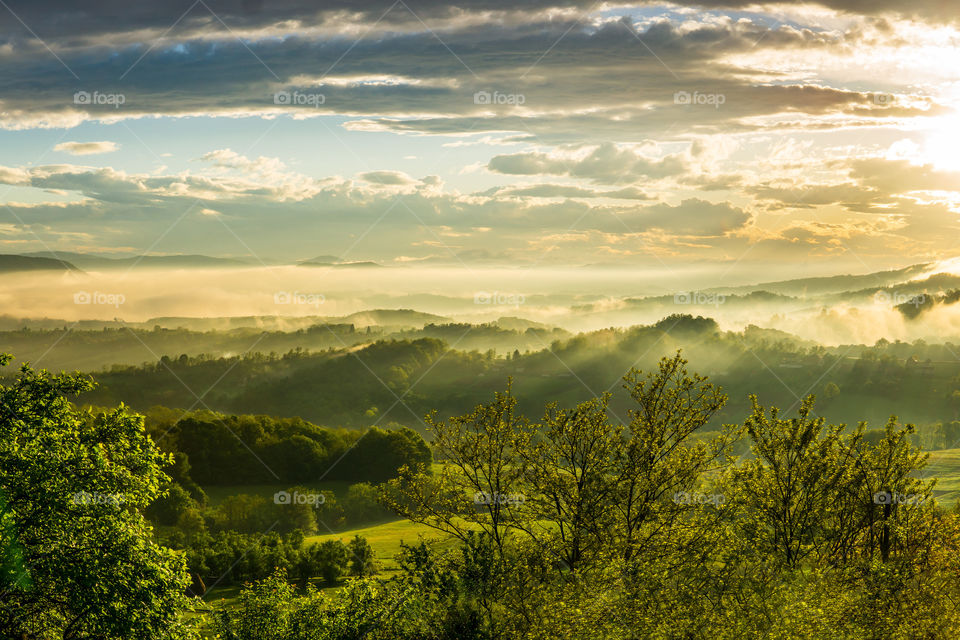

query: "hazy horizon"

left=1, top=258, right=958, bottom=346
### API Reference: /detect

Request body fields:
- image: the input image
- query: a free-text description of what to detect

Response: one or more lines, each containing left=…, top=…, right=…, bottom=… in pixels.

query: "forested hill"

left=0, top=254, right=79, bottom=272
left=73, top=315, right=960, bottom=434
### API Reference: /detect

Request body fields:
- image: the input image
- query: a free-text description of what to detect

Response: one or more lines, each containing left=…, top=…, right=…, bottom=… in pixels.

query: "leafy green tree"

left=342, top=482, right=392, bottom=525
left=0, top=355, right=192, bottom=638
left=348, top=535, right=377, bottom=577
left=614, top=352, right=732, bottom=562
left=272, top=486, right=321, bottom=534
left=824, top=381, right=840, bottom=400
left=520, top=394, right=622, bottom=571
left=315, top=539, right=349, bottom=585
left=146, top=482, right=199, bottom=526
left=166, top=451, right=207, bottom=503
left=212, top=493, right=271, bottom=532
left=383, top=383, right=532, bottom=555
left=730, top=395, right=848, bottom=568
left=944, top=420, right=960, bottom=449
left=729, top=396, right=935, bottom=569
left=341, top=427, right=432, bottom=484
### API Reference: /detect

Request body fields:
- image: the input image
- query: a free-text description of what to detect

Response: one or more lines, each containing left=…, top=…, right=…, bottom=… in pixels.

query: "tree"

left=348, top=535, right=377, bottom=577
left=823, top=382, right=840, bottom=400
left=382, top=382, right=532, bottom=555
left=614, top=352, right=732, bottom=562
left=315, top=539, right=349, bottom=585
left=0, top=354, right=192, bottom=638
left=520, top=394, right=623, bottom=572
left=271, top=486, right=320, bottom=535
left=730, top=395, right=848, bottom=568
left=342, top=482, right=392, bottom=525
left=146, top=482, right=199, bottom=526
left=341, top=427, right=432, bottom=483
left=729, top=395, right=934, bottom=569
left=944, top=420, right=960, bottom=449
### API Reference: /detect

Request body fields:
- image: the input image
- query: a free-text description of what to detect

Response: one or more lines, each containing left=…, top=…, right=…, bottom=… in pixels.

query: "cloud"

left=53, top=141, right=119, bottom=155
left=488, top=143, right=688, bottom=184
left=358, top=170, right=418, bottom=185
left=636, top=199, right=752, bottom=235
left=491, top=184, right=653, bottom=200
left=0, top=10, right=937, bottom=141
left=1, top=2, right=959, bottom=276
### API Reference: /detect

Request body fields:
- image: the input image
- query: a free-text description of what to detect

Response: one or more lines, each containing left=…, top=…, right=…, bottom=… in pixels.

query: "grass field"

left=923, top=448, right=960, bottom=504
left=199, top=483, right=460, bottom=576
left=306, top=519, right=456, bottom=574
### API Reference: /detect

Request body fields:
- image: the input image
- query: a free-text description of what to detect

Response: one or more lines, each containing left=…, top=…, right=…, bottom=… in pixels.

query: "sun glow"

left=923, top=111, right=960, bottom=172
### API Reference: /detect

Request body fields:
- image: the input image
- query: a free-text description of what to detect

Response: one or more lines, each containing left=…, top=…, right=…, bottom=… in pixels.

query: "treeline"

left=179, top=531, right=376, bottom=591
left=139, top=407, right=431, bottom=485
left=149, top=480, right=392, bottom=533
left=0, top=318, right=569, bottom=372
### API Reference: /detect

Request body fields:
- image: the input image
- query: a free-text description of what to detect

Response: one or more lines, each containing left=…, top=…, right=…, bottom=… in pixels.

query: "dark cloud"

left=0, top=11, right=925, bottom=139
left=0, top=0, right=955, bottom=55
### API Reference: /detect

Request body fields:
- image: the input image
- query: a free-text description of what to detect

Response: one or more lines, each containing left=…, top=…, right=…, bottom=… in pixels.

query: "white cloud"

left=53, top=141, right=119, bottom=156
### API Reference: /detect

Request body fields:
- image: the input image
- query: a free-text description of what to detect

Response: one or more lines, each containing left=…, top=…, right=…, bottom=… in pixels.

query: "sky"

left=1, top=0, right=960, bottom=281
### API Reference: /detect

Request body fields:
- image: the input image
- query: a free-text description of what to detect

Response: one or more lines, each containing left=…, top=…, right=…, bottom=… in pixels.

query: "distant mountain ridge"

left=20, top=251, right=253, bottom=269
left=298, top=260, right=384, bottom=268
left=142, top=309, right=451, bottom=331
left=712, top=263, right=933, bottom=296
left=0, top=255, right=80, bottom=273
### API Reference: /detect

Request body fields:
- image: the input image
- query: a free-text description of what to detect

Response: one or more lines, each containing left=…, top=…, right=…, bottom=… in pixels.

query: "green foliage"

left=348, top=535, right=377, bottom=577
left=6, top=340, right=960, bottom=638
left=315, top=539, right=349, bottom=585
left=340, top=427, right=432, bottom=484
left=214, top=569, right=421, bottom=640
left=0, top=354, right=192, bottom=639
left=341, top=482, right=393, bottom=525
left=145, top=409, right=431, bottom=486
left=384, top=353, right=734, bottom=570
left=372, top=352, right=960, bottom=639
left=176, top=529, right=374, bottom=589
